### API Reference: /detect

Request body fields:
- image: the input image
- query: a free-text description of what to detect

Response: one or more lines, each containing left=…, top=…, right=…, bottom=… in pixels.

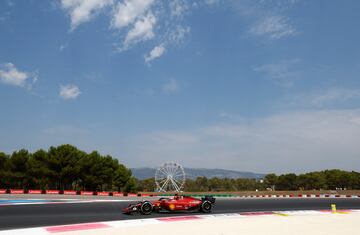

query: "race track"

left=1, top=198, right=360, bottom=230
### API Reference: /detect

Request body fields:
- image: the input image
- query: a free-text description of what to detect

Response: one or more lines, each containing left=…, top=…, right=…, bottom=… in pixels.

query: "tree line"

left=264, top=170, right=360, bottom=191
left=136, top=170, right=360, bottom=192
left=0, top=145, right=136, bottom=192
left=1, top=145, right=359, bottom=192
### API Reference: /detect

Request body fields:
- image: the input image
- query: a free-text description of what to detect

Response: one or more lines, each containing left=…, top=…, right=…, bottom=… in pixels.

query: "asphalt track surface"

left=0, top=198, right=360, bottom=230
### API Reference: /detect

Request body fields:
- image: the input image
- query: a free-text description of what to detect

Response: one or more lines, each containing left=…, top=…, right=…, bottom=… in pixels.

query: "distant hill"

left=131, top=167, right=265, bottom=180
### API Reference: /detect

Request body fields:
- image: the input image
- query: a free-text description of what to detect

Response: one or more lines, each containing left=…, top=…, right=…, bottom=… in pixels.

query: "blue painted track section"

left=0, top=199, right=56, bottom=204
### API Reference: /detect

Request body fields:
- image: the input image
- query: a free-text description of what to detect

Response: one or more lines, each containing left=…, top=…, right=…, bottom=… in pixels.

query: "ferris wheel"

left=155, top=162, right=186, bottom=192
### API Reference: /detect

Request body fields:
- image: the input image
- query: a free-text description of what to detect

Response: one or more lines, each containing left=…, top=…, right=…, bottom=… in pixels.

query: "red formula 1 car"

left=122, top=195, right=216, bottom=215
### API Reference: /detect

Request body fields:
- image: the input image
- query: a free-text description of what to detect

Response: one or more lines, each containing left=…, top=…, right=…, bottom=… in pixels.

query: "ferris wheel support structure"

left=155, top=162, right=186, bottom=192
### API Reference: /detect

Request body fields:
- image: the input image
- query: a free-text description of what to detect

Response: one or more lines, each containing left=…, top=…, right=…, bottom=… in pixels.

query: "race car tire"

left=140, top=201, right=153, bottom=215
left=200, top=200, right=212, bottom=213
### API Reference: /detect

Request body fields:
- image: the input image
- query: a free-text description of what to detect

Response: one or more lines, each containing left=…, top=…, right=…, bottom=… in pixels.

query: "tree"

left=97, top=156, right=119, bottom=191
left=348, top=171, right=360, bottom=189
left=195, top=177, right=209, bottom=191
left=236, top=178, right=263, bottom=191
left=264, top=173, right=278, bottom=190
left=136, top=178, right=156, bottom=192
left=184, top=178, right=197, bottom=191
left=113, top=164, right=132, bottom=192
left=324, top=169, right=350, bottom=190
left=78, top=151, right=103, bottom=191
left=48, top=144, right=83, bottom=190
left=27, top=149, right=55, bottom=189
left=8, top=149, right=30, bottom=189
left=298, top=172, right=327, bottom=190
left=0, top=145, right=136, bottom=191
left=277, top=173, right=298, bottom=190
left=124, top=177, right=137, bottom=193
left=0, top=152, right=9, bottom=188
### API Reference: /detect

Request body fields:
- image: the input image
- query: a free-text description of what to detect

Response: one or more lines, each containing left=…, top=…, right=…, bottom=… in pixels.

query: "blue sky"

left=1, top=0, right=360, bottom=173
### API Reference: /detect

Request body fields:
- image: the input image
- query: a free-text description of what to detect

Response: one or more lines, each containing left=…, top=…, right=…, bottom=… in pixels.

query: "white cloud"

left=123, top=13, right=156, bottom=48
left=231, top=0, right=299, bottom=40
left=122, top=109, right=360, bottom=173
left=0, top=63, right=36, bottom=88
left=218, top=112, right=234, bottom=119
left=205, top=0, right=220, bottom=5
left=61, top=0, right=113, bottom=30
left=58, top=0, right=299, bottom=62
left=162, top=79, right=179, bottom=93
left=170, top=0, right=188, bottom=17
left=254, top=58, right=302, bottom=87
left=255, top=0, right=299, bottom=12
left=293, top=88, right=360, bottom=108
left=59, top=43, right=68, bottom=51
left=250, top=15, right=297, bottom=40
left=6, top=0, right=14, bottom=7
left=144, top=45, right=166, bottom=63
left=110, top=0, right=157, bottom=50
left=60, top=0, right=193, bottom=61
left=59, top=84, right=81, bottom=100
left=111, top=0, right=154, bottom=29
left=166, top=25, right=191, bottom=45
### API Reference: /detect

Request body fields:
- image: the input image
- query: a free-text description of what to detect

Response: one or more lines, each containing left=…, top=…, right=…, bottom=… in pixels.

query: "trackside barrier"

left=28, top=190, right=42, bottom=194
left=113, top=192, right=124, bottom=197
left=80, top=191, right=94, bottom=196
left=0, top=189, right=7, bottom=194
left=10, top=189, right=24, bottom=194
left=97, top=192, right=109, bottom=196
left=63, top=190, right=77, bottom=195
left=46, top=190, right=60, bottom=194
